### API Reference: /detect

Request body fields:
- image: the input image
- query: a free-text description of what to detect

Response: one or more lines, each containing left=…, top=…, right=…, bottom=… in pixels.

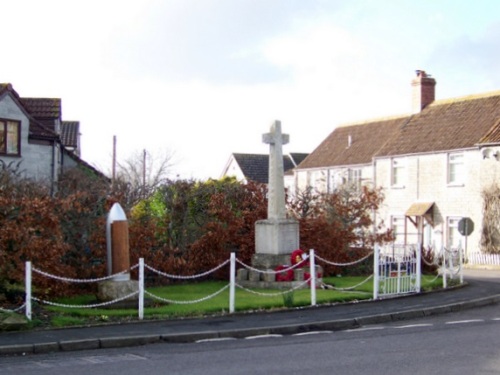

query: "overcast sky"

left=3, top=0, right=500, bottom=179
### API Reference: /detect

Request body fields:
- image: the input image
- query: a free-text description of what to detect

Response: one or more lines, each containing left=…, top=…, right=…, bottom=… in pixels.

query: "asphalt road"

left=2, top=303, right=500, bottom=375
left=1, top=268, right=500, bottom=356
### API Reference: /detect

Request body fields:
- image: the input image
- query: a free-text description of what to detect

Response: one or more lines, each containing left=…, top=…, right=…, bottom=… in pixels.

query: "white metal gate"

left=373, top=244, right=421, bottom=299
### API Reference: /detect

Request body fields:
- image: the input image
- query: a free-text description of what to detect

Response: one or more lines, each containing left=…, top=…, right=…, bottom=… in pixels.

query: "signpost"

left=458, top=217, right=474, bottom=265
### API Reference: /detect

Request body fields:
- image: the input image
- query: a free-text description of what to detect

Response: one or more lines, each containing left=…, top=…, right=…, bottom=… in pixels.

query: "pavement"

left=1, top=268, right=500, bottom=356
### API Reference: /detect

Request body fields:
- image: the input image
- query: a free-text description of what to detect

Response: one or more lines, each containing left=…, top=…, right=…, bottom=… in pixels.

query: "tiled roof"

left=20, top=97, right=62, bottom=119
left=0, top=83, right=59, bottom=140
left=61, top=121, right=79, bottom=148
left=298, top=90, right=500, bottom=170
left=29, top=120, right=58, bottom=140
left=478, top=118, right=500, bottom=144
left=376, top=91, right=500, bottom=157
left=233, top=153, right=308, bottom=183
left=298, top=116, right=407, bottom=169
left=0, top=83, right=14, bottom=95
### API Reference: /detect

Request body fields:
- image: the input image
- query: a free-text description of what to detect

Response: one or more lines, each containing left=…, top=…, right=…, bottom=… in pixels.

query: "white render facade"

left=375, top=147, right=500, bottom=254
left=1, top=83, right=98, bottom=194
left=0, top=93, right=61, bottom=183
left=295, top=145, right=500, bottom=255
left=293, top=71, right=500, bottom=258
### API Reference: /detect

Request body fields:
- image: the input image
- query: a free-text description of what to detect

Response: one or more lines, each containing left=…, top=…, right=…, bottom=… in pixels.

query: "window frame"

left=391, top=157, right=406, bottom=187
left=391, top=215, right=406, bottom=244
left=447, top=152, right=464, bottom=186
left=348, top=168, right=362, bottom=190
left=0, top=118, right=21, bottom=156
left=446, top=216, right=462, bottom=249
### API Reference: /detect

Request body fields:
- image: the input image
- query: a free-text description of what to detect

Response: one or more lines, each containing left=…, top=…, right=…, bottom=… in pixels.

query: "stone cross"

left=262, top=120, right=289, bottom=220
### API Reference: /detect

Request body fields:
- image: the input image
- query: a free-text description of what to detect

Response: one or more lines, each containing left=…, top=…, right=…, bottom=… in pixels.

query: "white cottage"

left=0, top=83, right=103, bottom=194
left=295, top=71, right=500, bottom=260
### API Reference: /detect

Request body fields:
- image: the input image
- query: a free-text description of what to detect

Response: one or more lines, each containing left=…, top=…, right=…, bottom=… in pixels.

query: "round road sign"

left=458, top=217, right=474, bottom=236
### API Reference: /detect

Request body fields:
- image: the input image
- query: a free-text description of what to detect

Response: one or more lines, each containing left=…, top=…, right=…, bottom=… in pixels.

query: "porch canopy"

left=404, top=202, right=435, bottom=245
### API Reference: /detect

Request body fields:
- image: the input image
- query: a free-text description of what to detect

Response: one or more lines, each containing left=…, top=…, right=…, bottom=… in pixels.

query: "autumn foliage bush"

left=0, top=165, right=392, bottom=301
left=289, top=185, right=394, bottom=276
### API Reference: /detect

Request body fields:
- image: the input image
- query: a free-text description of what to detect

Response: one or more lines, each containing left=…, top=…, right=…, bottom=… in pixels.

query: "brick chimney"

left=412, top=70, right=436, bottom=113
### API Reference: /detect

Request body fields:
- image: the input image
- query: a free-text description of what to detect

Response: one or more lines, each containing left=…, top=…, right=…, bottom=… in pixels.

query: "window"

left=447, top=153, right=464, bottom=185
left=391, top=216, right=405, bottom=244
left=348, top=168, right=362, bottom=190
left=391, top=158, right=405, bottom=186
left=0, top=119, right=20, bottom=156
left=307, top=170, right=325, bottom=189
left=447, top=217, right=461, bottom=249
left=328, top=170, right=339, bottom=193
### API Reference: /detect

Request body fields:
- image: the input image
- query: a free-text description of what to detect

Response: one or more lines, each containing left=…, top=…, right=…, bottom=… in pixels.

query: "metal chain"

left=422, top=273, right=441, bottom=284
left=144, top=284, right=229, bottom=305
left=235, top=279, right=310, bottom=297
left=32, top=291, right=139, bottom=309
left=328, top=275, right=373, bottom=291
left=421, top=255, right=440, bottom=267
left=144, top=259, right=230, bottom=280
left=32, top=264, right=139, bottom=283
left=236, top=258, right=305, bottom=274
left=0, top=303, right=26, bottom=313
left=315, top=251, right=373, bottom=267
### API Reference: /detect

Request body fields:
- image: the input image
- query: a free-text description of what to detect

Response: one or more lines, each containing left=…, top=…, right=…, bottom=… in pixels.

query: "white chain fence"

left=32, top=291, right=139, bottom=309
left=315, top=251, right=373, bottom=267
left=145, top=284, right=230, bottom=305
left=32, top=265, right=138, bottom=283
left=144, top=259, right=230, bottom=279
left=235, top=279, right=310, bottom=297
left=15, top=245, right=451, bottom=321
left=0, top=303, right=26, bottom=314
left=236, top=258, right=306, bottom=274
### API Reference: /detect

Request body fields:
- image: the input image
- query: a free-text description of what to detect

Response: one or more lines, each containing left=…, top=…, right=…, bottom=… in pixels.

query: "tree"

left=131, top=177, right=267, bottom=278
left=115, top=148, right=176, bottom=207
left=289, top=185, right=393, bottom=275
left=481, top=184, right=500, bottom=254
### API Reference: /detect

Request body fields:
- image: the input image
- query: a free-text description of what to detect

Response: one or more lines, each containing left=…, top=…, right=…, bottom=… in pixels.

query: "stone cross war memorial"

left=253, top=120, right=300, bottom=270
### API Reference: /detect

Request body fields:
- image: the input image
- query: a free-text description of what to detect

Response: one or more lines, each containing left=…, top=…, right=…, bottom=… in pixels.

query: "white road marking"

left=394, top=323, right=434, bottom=329
left=245, top=334, right=283, bottom=340
left=445, top=319, right=484, bottom=325
left=293, top=331, right=333, bottom=336
left=196, top=337, right=237, bottom=343
left=344, top=326, right=385, bottom=332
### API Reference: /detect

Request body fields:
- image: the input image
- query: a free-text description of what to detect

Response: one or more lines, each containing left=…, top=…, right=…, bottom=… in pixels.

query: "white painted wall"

left=0, top=94, right=58, bottom=184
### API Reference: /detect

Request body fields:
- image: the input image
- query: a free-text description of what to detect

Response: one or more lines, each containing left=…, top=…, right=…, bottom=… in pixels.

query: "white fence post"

left=373, top=245, right=379, bottom=300
left=309, top=249, right=316, bottom=306
left=396, top=258, right=401, bottom=294
left=459, top=245, right=464, bottom=284
left=416, top=243, right=421, bottom=293
left=442, top=247, right=447, bottom=289
left=229, top=253, right=236, bottom=313
left=25, top=261, right=32, bottom=321
left=138, top=258, right=144, bottom=320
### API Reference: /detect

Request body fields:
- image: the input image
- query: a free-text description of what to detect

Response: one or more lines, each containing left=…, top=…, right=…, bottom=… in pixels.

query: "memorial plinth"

left=254, top=218, right=299, bottom=268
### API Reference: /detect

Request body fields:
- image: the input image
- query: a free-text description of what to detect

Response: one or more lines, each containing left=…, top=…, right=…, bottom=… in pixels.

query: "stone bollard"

left=237, top=268, right=249, bottom=282
left=249, top=270, right=261, bottom=282
left=262, top=270, right=275, bottom=283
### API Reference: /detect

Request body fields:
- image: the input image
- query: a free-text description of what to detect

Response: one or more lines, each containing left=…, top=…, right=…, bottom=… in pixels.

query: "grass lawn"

left=37, top=274, right=443, bottom=328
